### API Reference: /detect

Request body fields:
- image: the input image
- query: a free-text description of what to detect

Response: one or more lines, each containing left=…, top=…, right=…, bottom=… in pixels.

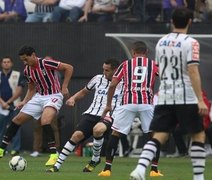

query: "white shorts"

left=21, top=93, right=63, bottom=120
left=112, top=104, right=154, bottom=135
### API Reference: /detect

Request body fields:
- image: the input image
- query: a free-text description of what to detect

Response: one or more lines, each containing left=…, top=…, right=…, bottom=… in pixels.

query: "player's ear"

left=131, top=49, right=135, bottom=57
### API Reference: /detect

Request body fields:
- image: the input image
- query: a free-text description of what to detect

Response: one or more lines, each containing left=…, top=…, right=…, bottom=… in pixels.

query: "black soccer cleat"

left=83, top=159, right=101, bottom=172
left=46, top=166, right=59, bottom=173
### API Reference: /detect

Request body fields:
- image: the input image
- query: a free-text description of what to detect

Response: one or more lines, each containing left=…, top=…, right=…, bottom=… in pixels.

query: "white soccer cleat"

left=130, top=168, right=145, bottom=180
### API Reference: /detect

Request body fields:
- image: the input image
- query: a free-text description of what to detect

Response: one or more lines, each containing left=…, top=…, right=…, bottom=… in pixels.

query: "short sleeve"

left=86, top=75, right=98, bottom=91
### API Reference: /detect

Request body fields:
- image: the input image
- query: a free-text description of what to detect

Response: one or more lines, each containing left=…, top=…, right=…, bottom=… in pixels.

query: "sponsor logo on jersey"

left=159, top=40, right=181, bottom=48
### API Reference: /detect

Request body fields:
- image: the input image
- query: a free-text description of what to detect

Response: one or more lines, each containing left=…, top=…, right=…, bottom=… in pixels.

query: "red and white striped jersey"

left=155, top=32, right=200, bottom=104
left=24, top=57, right=61, bottom=95
left=113, top=56, right=158, bottom=105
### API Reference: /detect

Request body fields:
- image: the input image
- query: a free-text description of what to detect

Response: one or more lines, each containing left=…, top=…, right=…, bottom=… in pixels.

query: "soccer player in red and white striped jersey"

left=0, top=46, right=73, bottom=169
left=98, top=41, right=159, bottom=177
left=24, top=57, right=61, bottom=95
left=113, top=52, right=158, bottom=105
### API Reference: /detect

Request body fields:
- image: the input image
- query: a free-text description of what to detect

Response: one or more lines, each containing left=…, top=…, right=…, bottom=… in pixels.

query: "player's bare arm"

left=58, top=62, right=73, bottom=98
left=102, top=77, right=119, bottom=118
left=66, top=88, right=89, bottom=107
left=16, top=82, right=36, bottom=109
left=188, top=64, right=208, bottom=116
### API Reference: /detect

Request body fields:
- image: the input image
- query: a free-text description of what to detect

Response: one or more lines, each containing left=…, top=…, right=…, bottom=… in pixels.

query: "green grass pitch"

left=0, top=153, right=212, bottom=180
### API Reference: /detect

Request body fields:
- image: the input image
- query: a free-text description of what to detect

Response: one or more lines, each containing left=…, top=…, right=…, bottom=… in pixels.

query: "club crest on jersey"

left=159, top=40, right=181, bottom=48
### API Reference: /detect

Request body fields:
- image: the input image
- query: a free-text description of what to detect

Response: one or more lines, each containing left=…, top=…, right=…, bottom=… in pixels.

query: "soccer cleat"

left=45, top=153, right=58, bottom=167
left=98, top=170, right=111, bottom=177
left=150, top=170, right=164, bottom=177
left=46, top=166, right=59, bottom=173
left=130, top=168, right=145, bottom=180
left=83, top=159, right=101, bottom=172
left=0, top=148, right=5, bottom=158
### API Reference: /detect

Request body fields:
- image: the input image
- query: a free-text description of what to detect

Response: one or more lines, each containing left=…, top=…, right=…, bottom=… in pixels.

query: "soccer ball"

left=9, top=156, right=27, bottom=171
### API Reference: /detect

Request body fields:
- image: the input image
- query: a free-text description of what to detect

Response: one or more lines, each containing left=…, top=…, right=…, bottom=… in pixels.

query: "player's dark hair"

left=131, top=41, right=147, bottom=54
left=18, top=46, right=35, bottom=56
left=172, top=7, right=193, bottom=28
left=104, top=58, right=120, bottom=70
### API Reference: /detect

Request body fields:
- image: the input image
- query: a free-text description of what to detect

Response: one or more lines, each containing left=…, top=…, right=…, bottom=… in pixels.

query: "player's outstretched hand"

left=101, top=105, right=112, bottom=118
left=62, top=87, right=70, bottom=99
left=66, top=97, right=75, bottom=107
left=15, top=101, right=26, bottom=110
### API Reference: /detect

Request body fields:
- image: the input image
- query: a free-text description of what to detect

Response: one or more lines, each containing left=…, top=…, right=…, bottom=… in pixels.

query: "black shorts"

left=150, top=104, right=204, bottom=134
left=74, top=114, right=113, bottom=140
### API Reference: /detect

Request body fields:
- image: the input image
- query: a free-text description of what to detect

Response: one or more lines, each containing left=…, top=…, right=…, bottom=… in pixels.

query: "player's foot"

left=46, top=166, right=59, bottom=173
left=150, top=170, right=164, bottom=177
left=45, top=153, right=58, bottom=167
left=130, top=168, right=145, bottom=180
left=83, top=159, right=101, bottom=172
left=98, top=170, right=111, bottom=177
left=0, top=148, right=5, bottom=158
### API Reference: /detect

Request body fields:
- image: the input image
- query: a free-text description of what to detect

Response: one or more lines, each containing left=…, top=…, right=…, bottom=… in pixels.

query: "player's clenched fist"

left=66, top=97, right=75, bottom=107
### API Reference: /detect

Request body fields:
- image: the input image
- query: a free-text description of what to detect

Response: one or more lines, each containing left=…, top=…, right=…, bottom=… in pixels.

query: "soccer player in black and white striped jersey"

left=130, top=7, right=208, bottom=180
left=47, top=58, right=123, bottom=173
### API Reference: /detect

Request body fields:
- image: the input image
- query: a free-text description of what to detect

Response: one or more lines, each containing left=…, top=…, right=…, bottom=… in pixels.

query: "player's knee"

left=93, top=127, right=105, bottom=137
left=191, top=131, right=205, bottom=143
left=71, top=131, right=84, bottom=142
left=13, top=113, right=27, bottom=125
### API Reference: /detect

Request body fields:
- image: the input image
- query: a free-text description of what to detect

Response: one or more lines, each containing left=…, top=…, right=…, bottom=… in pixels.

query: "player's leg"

left=0, top=112, right=31, bottom=157
left=38, top=93, right=63, bottom=167
left=98, top=130, right=121, bottom=177
left=137, top=105, right=164, bottom=177
left=130, top=133, right=168, bottom=180
left=130, top=105, right=174, bottom=180
left=83, top=116, right=113, bottom=172
left=190, top=131, right=205, bottom=180
left=150, top=145, right=163, bottom=177
left=40, top=107, right=58, bottom=166
left=178, top=105, right=206, bottom=180
left=48, top=130, right=85, bottom=172
left=47, top=114, right=98, bottom=172
left=98, top=105, right=135, bottom=177
left=50, top=117, right=60, bottom=150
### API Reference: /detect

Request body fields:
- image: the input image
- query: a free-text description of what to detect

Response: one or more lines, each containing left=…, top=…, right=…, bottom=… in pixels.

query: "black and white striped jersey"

left=83, top=74, right=123, bottom=118
left=155, top=32, right=200, bottom=104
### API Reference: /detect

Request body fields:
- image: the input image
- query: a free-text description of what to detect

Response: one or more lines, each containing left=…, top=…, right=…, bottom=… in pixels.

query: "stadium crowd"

left=0, top=0, right=211, bottom=23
